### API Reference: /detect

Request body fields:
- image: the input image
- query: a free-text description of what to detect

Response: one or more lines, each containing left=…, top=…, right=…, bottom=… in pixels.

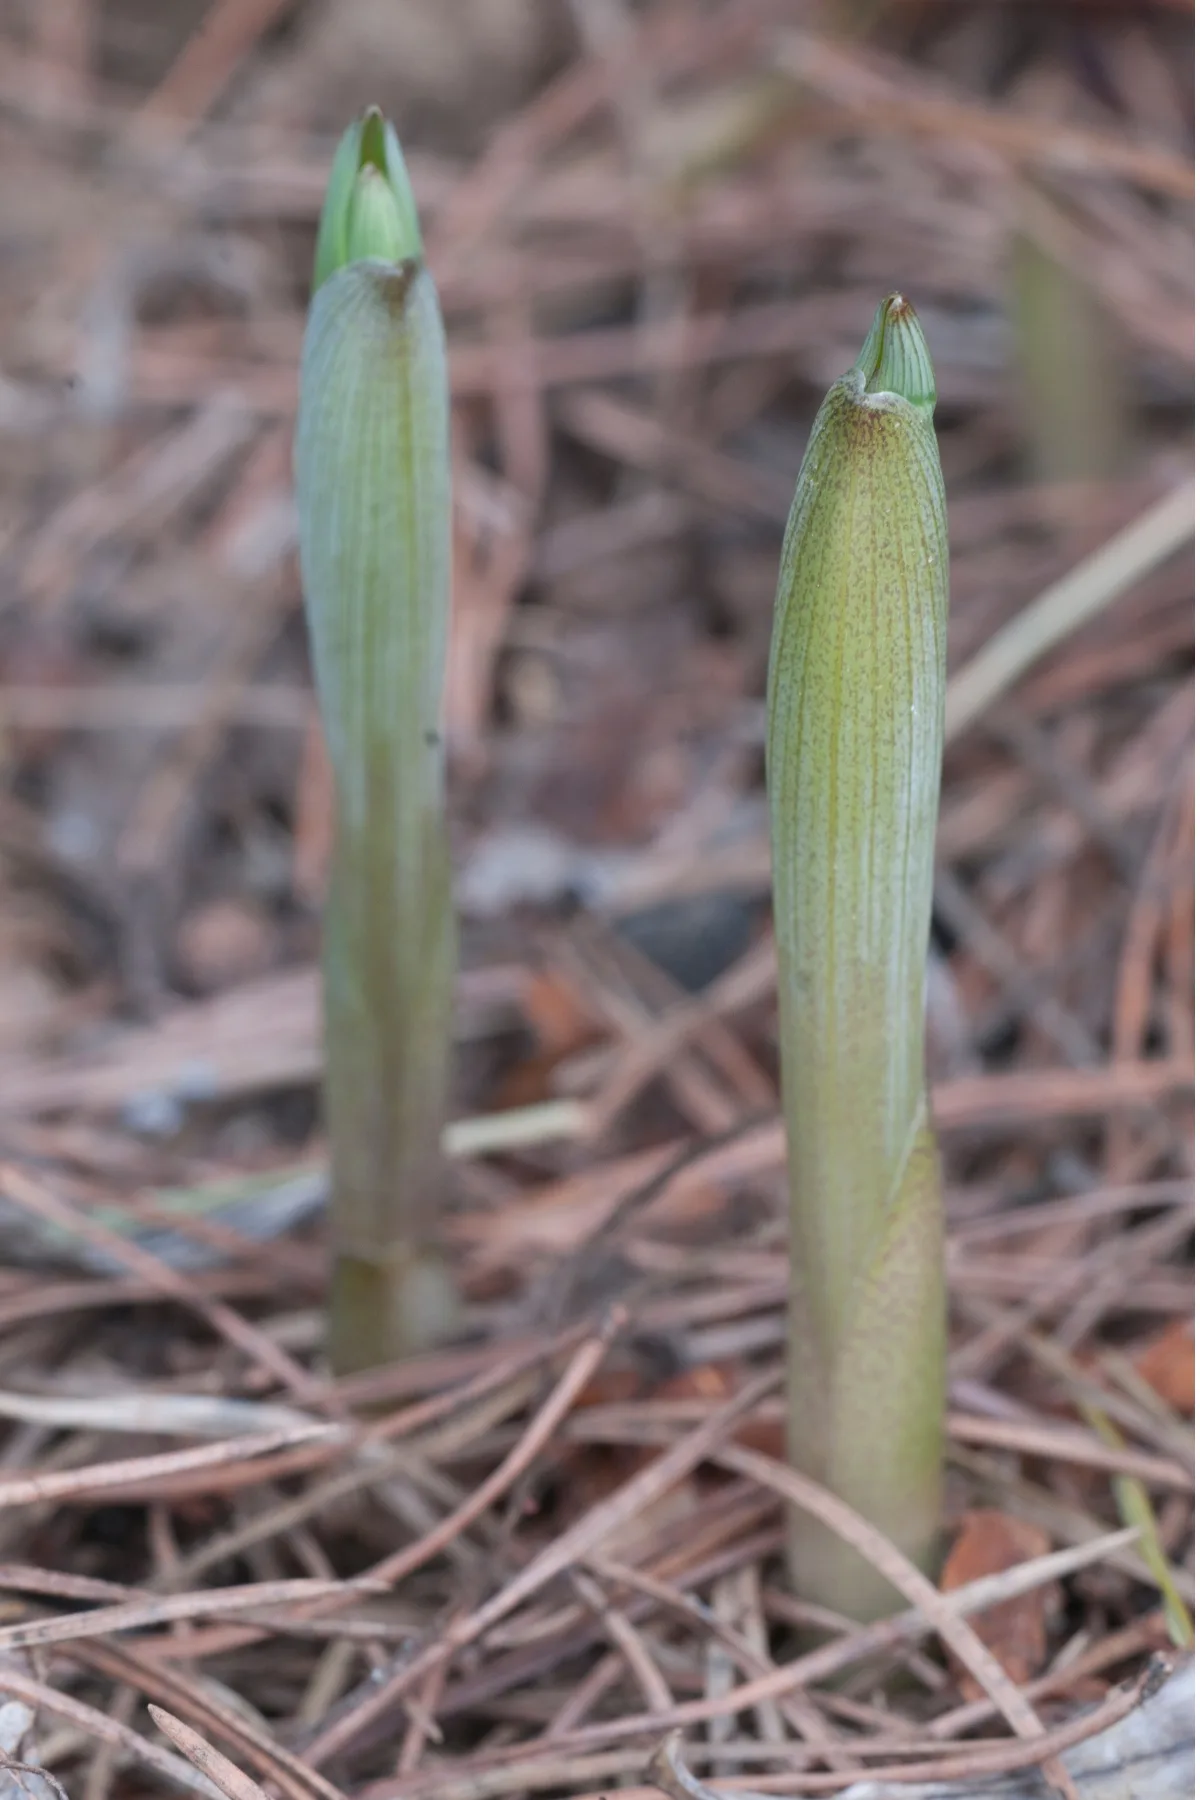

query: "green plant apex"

left=345, top=165, right=411, bottom=267
left=853, top=292, right=937, bottom=413
left=358, top=105, right=391, bottom=176
left=313, top=105, right=422, bottom=292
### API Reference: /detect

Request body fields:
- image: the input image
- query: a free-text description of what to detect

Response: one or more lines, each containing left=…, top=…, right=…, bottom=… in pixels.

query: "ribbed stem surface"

left=295, top=260, right=457, bottom=1373
left=767, top=296, right=949, bottom=1618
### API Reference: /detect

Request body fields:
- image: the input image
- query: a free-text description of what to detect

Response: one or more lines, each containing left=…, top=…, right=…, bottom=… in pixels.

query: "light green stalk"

left=767, top=295, right=949, bottom=1619
left=1011, top=230, right=1127, bottom=484
left=295, top=110, right=458, bottom=1374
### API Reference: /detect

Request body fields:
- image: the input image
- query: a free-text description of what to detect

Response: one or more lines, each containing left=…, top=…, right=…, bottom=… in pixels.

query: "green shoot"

left=767, top=294, right=949, bottom=1619
left=295, top=110, right=458, bottom=1374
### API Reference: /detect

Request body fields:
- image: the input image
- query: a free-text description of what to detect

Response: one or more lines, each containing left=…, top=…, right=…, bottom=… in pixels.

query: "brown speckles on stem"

left=767, top=295, right=948, bottom=1618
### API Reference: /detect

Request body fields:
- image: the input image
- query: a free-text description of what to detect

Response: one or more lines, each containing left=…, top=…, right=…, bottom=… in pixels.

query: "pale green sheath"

left=767, top=296, right=949, bottom=1619
left=295, top=111, right=458, bottom=1373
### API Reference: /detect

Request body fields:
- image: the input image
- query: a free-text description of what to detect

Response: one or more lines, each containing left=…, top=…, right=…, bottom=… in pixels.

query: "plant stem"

left=767, top=295, right=949, bottom=1618
left=296, top=248, right=458, bottom=1374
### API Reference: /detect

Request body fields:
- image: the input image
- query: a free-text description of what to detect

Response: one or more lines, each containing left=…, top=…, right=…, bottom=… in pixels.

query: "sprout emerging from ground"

left=295, top=110, right=458, bottom=1374
left=767, top=295, right=949, bottom=1620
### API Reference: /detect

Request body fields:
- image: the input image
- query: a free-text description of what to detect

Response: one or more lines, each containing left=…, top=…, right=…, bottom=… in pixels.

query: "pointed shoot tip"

left=312, top=106, right=422, bottom=292
left=345, top=165, right=410, bottom=266
left=853, top=294, right=936, bottom=413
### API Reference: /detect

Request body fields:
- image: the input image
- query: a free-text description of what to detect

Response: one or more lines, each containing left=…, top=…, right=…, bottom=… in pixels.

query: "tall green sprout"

left=767, top=295, right=949, bottom=1619
left=295, top=110, right=458, bottom=1374
left=1011, top=231, right=1127, bottom=485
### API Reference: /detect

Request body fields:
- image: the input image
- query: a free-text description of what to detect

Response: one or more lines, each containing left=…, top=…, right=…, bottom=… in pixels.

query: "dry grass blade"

left=0, top=1388, right=316, bottom=1438
left=648, top=1657, right=1170, bottom=1795
left=1079, top=1403, right=1193, bottom=1647
left=710, top=1444, right=1077, bottom=1799
left=130, top=0, right=296, bottom=139
left=0, top=1426, right=336, bottom=1512
left=0, top=1669, right=219, bottom=1799
left=945, top=485, right=1194, bottom=739
left=773, top=31, right=1195, bottom=199
left=148, top=1708, right=274, bottom=1800
left=0, top=1578, right=370, bottom=1652
left=0, top=1161, right=326, bottom=1405
left=349, top=1528, right=1143, bottom=1797
left=303, top=1370, right=781, bottom=1767
left=73, top=1638, right=347, bottom=1800
left=945, top=1414, right=1192, bottom=1489
left=367, top=1309, right=625, bottom=1586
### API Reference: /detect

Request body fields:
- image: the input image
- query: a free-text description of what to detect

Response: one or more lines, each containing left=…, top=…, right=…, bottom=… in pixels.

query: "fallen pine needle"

left=945, top=484, right=1194, bottom=739
left=648, top=1656, right=1169, bottom=1796
left=148, top=1708, right=276, bottom=1800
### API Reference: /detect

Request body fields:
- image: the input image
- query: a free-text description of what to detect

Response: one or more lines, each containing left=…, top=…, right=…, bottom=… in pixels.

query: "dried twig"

left=148, top=1709, right=274, bottom=1800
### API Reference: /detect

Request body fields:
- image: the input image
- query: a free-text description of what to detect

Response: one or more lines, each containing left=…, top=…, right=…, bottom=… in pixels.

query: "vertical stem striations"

left=295, top=114, right=458, bottom=1373
left=767, top=295, right=949, bottom=1619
